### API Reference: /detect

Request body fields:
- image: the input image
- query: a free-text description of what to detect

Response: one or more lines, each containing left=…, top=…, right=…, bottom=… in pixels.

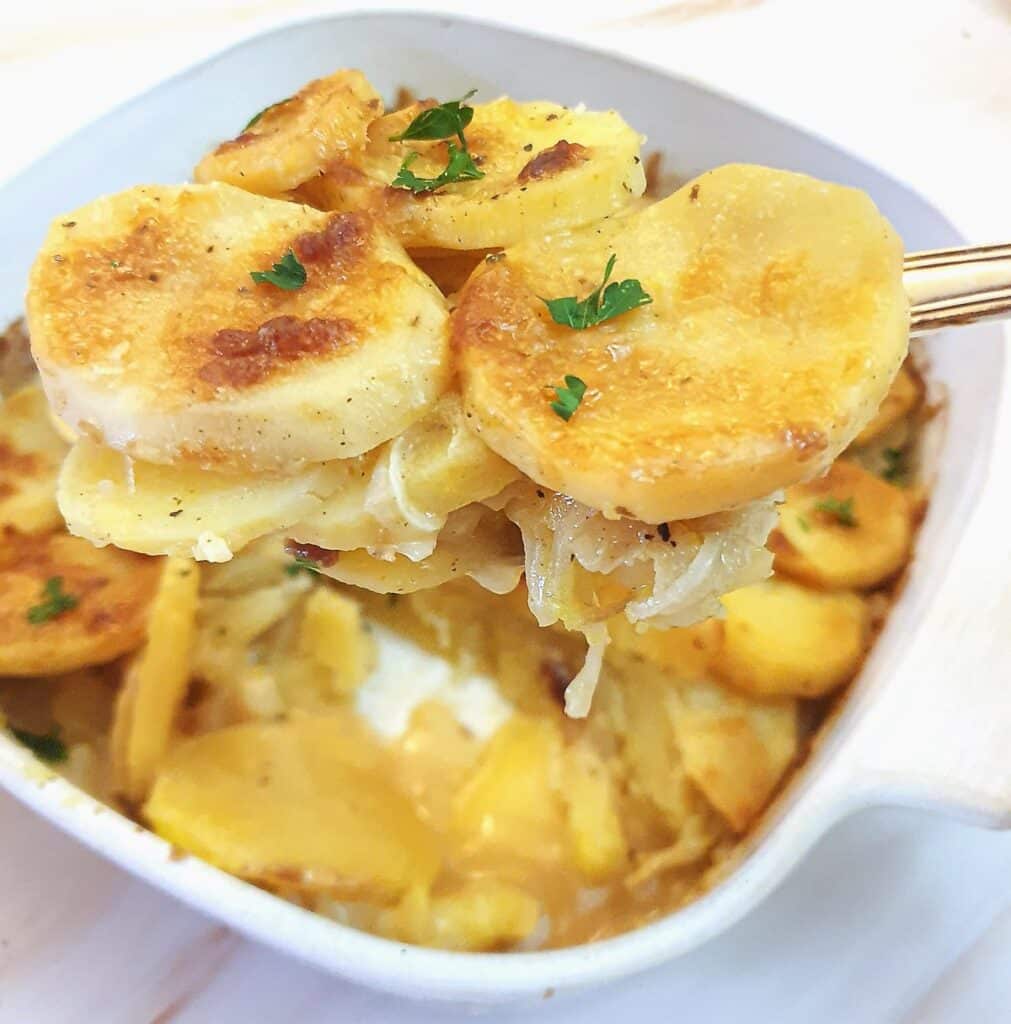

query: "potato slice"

left=296, top=97, right=644, bottom=250
left=59, top=438, right=349, bottom=560
left=28, top=184, right=449, bottom=472
left=452, top=715, right=569, bottom=864
left=194, top=70, right=383, bottom=196
left=0, top=385, right=69, bottom=534
left=145, top=715, right=440, bottom=902
left=851, top=362, right=923, bottom=447
left=318, top=504, right=523, bottom=595
left=714, top=578, right=869, bottom=698
left=561, top=742, right=628, bottom=882
left=378, top=880, right=540, bottom=951
left=290, top=394, right=519, bottom=555
left=607, top=615, right=723, bottom=680
left=668, top=677, right=797, bottom=832
left=772, top=459, right=912, bottom=589
left=0, top=530, right=160, bottom=676
left=454, top=164, right=908, bottom=521
left=297, top=587, right=375, bottom=694
left=111, top=558, right=200, bottom=803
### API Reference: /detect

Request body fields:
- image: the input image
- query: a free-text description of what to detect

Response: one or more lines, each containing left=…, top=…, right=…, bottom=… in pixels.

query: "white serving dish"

left=1, top=11, right=1008, bottom=1007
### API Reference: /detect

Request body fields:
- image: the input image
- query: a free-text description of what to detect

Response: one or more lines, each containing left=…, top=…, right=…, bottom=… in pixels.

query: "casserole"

left=0, top=11, right=1008, bottom=1004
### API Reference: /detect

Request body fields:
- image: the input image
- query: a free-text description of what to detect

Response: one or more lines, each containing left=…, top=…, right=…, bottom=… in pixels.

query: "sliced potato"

left=452, top=715, right=569, bottom=864
left=561, top=741, right=628, bottom=882
left=111, top=558, right=200, bottom=803
left=290, top=394, right=519, bottom=554
left=772, top=459, right=912, bottom=589
left=318, top=504, right=523, bottom=595
left=714, top=579, right=868, bottom=698
left=454, top=164, right=908, bottom=521
left=668, top=677, right=797, bottom=832
left=194, top=70, right=383, bottom=196
left=607, top=615, right=723, bottom=680
left=378, top=880, right=540, bottom=951
left=852, top=362, right=922, bottom=447
left=297, top=587, right=375, bottom=694
left=296, top=97, right=645, bottom=250
left=59, top=438, right=349, bottom=560
left=28, top=184, right=449, bottom=472
left=145, top=715, right=440, bottom=902
left=0, top=530, right=161, bottom=676
left=0, top=385, right=69, bottom=534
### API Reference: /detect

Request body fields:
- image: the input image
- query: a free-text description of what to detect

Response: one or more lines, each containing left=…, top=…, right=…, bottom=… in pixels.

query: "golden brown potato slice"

left=713, top=578, right=869, bottom=698
left=772, top=459, right=912, bottom=589
left=454, top=164, right=908, bottom=522
left=668, top=677, right=797, bottom=832
left=0, top=530, right=161, bottom=676
left=851, top=362, right=923, bottom=447
left=145, top=715, right=441, bottom=902
left=28, top=183, right=449, bottom=472
left=110, top=558, right=200, bottom=803
left=194, top=69, right=383, bottom=196
left=295, top=98, right=645, bottom=250
left=0, top=385, right=69, bottom=534
left=58, top=438, right=348, bottom=560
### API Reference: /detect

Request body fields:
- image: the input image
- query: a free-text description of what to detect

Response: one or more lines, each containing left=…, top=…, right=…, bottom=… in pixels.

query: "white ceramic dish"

left=1, top=11, right=1009, bottom=1006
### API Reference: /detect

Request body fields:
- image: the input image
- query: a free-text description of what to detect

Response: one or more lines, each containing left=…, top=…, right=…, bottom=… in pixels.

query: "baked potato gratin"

left=0, top=71, right=926, bottom=952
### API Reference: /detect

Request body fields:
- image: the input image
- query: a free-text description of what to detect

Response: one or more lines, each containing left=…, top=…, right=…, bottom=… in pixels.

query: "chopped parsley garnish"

left=389, top=90, right=484, bottom=194
left=814, top=496, right=857, bottom=527
left=796, top=515, right=811, bottom=533
left=250, top=250, right=306, bottom=291
left=286, top=555, right=322, bottom=576
left=882, top=447, right=906, bottom=483
left=10, top=727, right=68, bottom=763
left=389, top=90, right=477, bottom=147
left=391, top=142, right=484, bottom=193
left=26, top=577, right=78, bottom=624
left=550, top=375, right=587, bottom=421
left=243, top=97, right=291, bottom=132
left=542, top=255, right=652, bottom=330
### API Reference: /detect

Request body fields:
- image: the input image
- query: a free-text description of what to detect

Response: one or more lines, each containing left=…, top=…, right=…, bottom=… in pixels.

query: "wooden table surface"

left=3, top=2, right=1011, bottom=1020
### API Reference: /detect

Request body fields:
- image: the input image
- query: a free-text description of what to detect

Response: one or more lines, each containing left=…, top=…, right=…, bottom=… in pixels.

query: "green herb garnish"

left=814, top=496, right=857, bottom=527
left=550, top=375, right=587, bottom=421
left=391, top=142, right=484, bottom=194
left=389, top=90, right=477, bottom=147
left=250, top=250, right=306, bottom=291
left=26, top=577, right=78, bottom=624
left=882, top=447, right=906, bottom=483
left=286, top=555, right=322, bottom=577
left=796, top=515, right=811, bottom=533
left=10, top=727, right=68, bottom=763
left=542, top=255, right=652, bottom=330
left=243, top=97, right=291, bottom=132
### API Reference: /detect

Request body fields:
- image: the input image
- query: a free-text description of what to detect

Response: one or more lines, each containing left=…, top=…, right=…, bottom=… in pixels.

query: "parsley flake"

left=10, top=727, right=68, bottom=764
left=796, top=515, right=811, bottom=533
left=389, top=90, right=477, bottom=146
left=26, top=577, right=78, bottom=624
left=250, top=250, right=306, bottom=291
left=542, top=255, right=652, bottom=330
left=243, top=97, right=291, bottom=132
left=814, top=496, right=857, bottom=527
left=882, top=447, right=906, bottom=483
left=550, top=375, right=587, bottom=421
left=391, top=142, right=484, bottom=194
left=286, top=555, right=322, bottom=577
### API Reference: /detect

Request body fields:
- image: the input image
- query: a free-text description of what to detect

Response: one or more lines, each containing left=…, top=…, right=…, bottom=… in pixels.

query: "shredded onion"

left=498, top=483, right=777, bottom=715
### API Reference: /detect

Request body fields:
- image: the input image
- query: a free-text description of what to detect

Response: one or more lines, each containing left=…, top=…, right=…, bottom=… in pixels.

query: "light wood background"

left=3, top=1, right=1011, bottom=1020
